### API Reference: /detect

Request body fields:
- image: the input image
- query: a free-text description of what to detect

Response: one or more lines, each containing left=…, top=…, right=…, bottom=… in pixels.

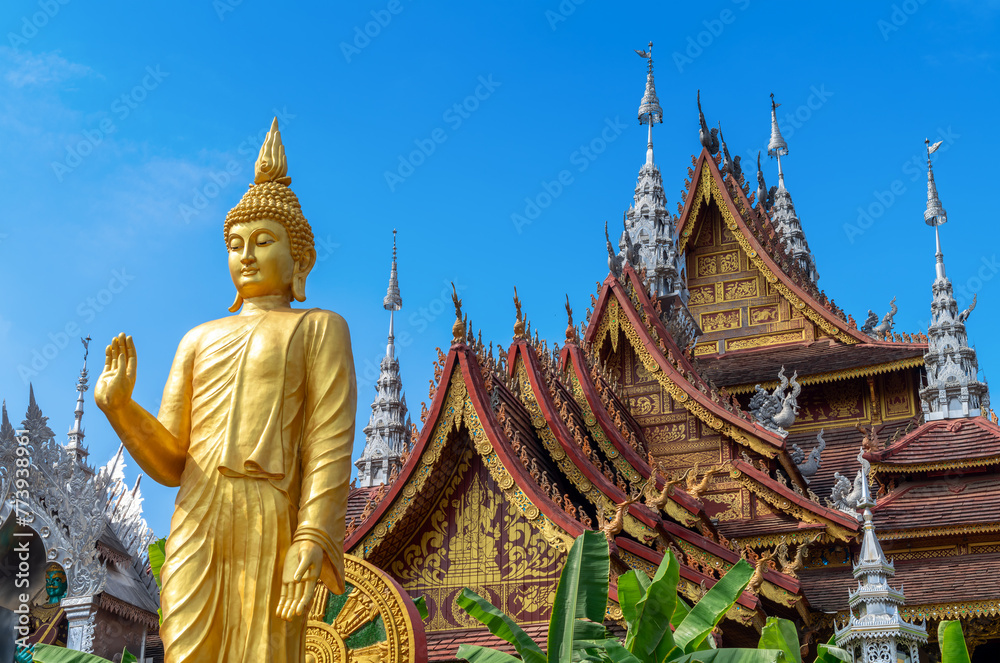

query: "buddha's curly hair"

left=224, top=181, right=314, bottom=262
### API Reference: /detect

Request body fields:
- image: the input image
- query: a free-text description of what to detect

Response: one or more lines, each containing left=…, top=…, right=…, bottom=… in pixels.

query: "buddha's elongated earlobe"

left=292, top=273, right=307, bottom=302
left=292, top=249, right=316, bottom=303
left=229, top=292, right=244, bottom=312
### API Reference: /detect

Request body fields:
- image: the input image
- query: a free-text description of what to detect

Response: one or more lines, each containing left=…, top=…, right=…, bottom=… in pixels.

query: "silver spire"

left=65, top=336, right=92, bottom=465
left=766, top=94, right=819, bottom=284
left=635, top=42, right=662, bottom=167
left=919, top=140, right=989, bottom=420
left=622, top=43, right=686, bottom=304
left=835, top=448, right=927, bottom=661
left=356, top=232, right=411, bottom=487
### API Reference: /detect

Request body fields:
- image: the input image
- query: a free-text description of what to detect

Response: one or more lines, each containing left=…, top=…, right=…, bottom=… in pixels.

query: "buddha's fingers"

left=125, top=336, right=137, bottom=383
left=104, top=345, right=113, bottom=372
left=295, top=578, right=317, bottom=616
left=110, top=337, right=120, bottom=373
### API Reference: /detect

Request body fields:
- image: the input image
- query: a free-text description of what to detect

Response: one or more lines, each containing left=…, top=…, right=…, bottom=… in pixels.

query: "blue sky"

left=1, top=0, right=997, bottom=537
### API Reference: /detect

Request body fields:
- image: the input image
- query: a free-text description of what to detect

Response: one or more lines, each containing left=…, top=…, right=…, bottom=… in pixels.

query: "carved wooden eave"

left=676, top=149, right=929, bottom=350
left=559, top=341, right=708, bottom=529
left=347, top=343, right=581, bottom=565
left=585, top=263, right=820, bottom=497
left=507, top=339, right=665, bottom=544
left=729, top=459, right=860, bottom=542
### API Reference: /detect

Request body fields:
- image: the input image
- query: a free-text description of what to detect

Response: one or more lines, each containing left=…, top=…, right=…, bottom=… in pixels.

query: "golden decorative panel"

left=881, top=370, right=915, bottom=420
left=689, top=285, right=715, bottom=306
left=696, top=254, right=718, bottom=277
left=701, top=309, right=741, bottom=333
left=694, top=342, right=720, bottom=356
left=718, top=251, right=740, bottom=274
left=701, top=490, right=743, bottom=521
left=748, top=305, right=779, bottom=326
left=389, top=456, right=567, bottom=632
left=724, top=330, right=803, bottom=351
left=722, top=278, right=757, bottom=301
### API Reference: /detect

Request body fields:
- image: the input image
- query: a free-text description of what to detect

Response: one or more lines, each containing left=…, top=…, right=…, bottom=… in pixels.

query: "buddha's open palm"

left=95, top=332, right=137, bottom=411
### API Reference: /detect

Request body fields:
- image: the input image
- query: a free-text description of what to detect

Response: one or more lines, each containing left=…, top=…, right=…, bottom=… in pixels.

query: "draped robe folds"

left=157, top=307, right=357, bottom=663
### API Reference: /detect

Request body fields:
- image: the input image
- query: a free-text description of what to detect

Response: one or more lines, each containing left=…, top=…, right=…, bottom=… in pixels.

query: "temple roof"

left=872, top=475, right=1000, bottom=537
left=800, top=552, right=1000, bottom=615
left=870, top=416, right=1000, bottom=472
left=698, top=340, right=926, bottom=392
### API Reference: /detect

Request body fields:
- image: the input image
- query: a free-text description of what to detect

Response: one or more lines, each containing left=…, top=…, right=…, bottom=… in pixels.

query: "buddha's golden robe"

left=157, top=306, right=356, bottom=663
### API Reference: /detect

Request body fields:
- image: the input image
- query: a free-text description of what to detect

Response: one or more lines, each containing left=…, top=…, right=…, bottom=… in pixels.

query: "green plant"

left=937, top=620, right=971, bottom=663
left=756, top=617, right=850, bottom=663
left=454, top=531, right=784, bottom=663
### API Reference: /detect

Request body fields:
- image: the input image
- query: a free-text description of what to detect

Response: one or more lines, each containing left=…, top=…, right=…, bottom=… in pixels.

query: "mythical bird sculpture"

left=856, top=422, right=881, bottom=453
left=748, top=367, right=801, bottom=435
left=718, top=122, right=741, bottom=182
left=599, top=489, right=643, bottom=543
left=644, top=468, right=690, bottom=510
left=791, top=429, right=825, bottom=483
left=697, top=90, right=719, bottom=154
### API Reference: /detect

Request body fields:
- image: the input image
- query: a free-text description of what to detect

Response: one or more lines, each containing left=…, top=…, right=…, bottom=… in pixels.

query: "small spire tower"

left=622, top=43, right=686, bottom=301
left=919, top=139, right=989, bottom=420
left=835, top=451, right=927, bottom=662
left=767, top=94, right=819, bottom=284
left=356, top=231, right=412, bottom=487
left=65, top=336, right=93, bottom=470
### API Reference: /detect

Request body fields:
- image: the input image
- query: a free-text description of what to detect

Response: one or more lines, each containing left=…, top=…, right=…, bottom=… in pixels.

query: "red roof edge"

left=561, top=342, right=706, bottom=519
left=731, top=459, right=860, bottom=531
left=509, top=339, right=664, bottom=532
left=872, top=416, right=1000, bottom=464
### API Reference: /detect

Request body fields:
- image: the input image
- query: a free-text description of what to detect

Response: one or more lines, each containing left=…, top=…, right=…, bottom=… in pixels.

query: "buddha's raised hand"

left=95, top=332, right=137, bottom=411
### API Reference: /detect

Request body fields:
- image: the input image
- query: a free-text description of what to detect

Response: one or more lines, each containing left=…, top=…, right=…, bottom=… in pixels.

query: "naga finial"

left=565, top=294, right=576, bottom=344
left=254, top=117, right=291, bottom=185
left=451, top=282, right=466, bottom=345
left=513, top=287, right=526, bottom=340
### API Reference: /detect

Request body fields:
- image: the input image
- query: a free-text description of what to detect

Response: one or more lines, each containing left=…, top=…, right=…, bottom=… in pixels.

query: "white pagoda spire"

left=356, top=231, right=411, bottom=487
left=835, top=449, right=927, bottom=662
left=767, top=94, right=819, bottom=284
left=621, top=43, right=686, bottom=301
left=919, top=139, right=989, bottom=421
left=65, top=336, right=92, bottom=468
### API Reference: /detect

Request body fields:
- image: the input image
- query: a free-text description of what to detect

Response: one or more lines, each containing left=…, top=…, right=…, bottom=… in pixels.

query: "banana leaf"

left=625, top=549, right=679, bottom=659
left=815, top=644, right=851, bottom=663
left=938, top=620, right=971, bottom=663
left=456, top=645, right=523, bottom=663
left=671, top=559, right=753, bottom=655
left=757, top=617, right=800, bottom=663
left=670, top=649, right=785, bottom=662
left=455, top=588, right=546, bottom=663
left=616, top=570, right=649, bottom=630
left=547, top=531, right=610, bottom=663
left=31, top=644, right=112, bottom=663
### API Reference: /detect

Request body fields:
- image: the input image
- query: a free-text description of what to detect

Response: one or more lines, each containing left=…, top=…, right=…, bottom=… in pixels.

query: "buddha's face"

left=227, top=219, right=296, bottom=300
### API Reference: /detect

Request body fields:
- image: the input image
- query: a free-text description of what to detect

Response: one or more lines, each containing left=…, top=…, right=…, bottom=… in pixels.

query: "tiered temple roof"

left=343, top=60, right=999, bottom=660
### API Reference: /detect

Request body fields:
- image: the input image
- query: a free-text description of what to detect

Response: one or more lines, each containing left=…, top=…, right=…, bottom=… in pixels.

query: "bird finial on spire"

left=384, top=229, right=402, bottom=312
left=924, top=138, right=947, bottom=227
left=768, top=93, right=789, bottom=189
left=636, top=42, right=662, bottom=166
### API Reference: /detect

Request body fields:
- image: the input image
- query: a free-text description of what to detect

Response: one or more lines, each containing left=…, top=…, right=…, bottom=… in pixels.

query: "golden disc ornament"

left=305, top=554, right=427, bottom=663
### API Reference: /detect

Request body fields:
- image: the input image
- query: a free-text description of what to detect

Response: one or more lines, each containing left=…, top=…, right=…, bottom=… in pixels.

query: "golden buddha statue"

left=95, top=118, right=357, bottom=662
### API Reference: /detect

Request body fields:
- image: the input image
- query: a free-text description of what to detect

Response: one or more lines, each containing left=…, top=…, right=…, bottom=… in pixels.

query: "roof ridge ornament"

left=635, top=42, right=662, bottom=167
left=696, top=90, right=719, bottom=154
